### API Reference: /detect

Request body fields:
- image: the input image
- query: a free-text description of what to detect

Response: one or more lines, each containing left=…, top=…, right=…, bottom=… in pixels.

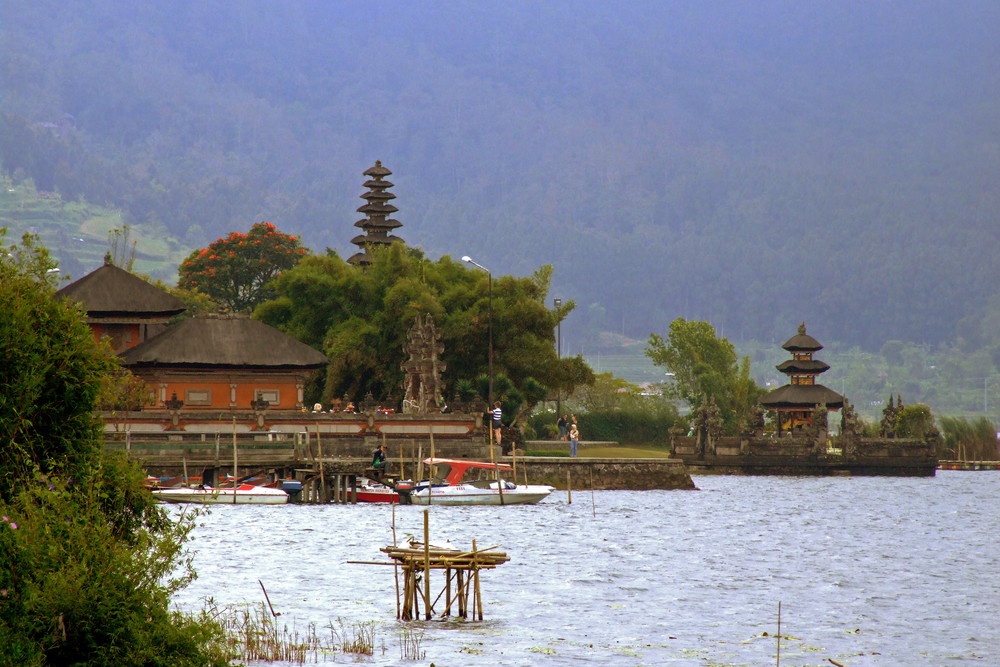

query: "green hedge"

left=529, top=401, right=678, bottom=446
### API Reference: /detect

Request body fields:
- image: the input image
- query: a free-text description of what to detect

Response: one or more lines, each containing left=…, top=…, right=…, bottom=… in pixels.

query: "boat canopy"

left=422, top=458, right=512, bottom=486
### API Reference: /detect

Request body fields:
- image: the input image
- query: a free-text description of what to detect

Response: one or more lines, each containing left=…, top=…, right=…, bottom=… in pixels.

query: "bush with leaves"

left=0, top=231, right=232, bottom=664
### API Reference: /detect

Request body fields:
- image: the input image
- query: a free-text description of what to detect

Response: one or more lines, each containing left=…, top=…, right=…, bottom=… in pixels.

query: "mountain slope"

left=1, top=0, right=998, bottom=349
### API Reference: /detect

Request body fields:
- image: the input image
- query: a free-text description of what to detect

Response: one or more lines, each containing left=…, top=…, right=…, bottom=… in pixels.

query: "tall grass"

left=939, top=416, right=998, bottom=460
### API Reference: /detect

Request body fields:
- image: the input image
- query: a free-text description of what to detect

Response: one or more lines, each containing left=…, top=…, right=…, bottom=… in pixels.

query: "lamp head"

left=461, top=255, right=472, bottom=263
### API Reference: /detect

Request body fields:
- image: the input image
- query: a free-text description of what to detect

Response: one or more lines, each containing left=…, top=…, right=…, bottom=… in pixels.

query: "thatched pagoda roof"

left=760, top=384, right=844, bottom=409
left=56, top=261, right=185, bottom=318
left=782, top=323, right=823, bottom=352
left=363, top=160, right=392, bottom=178
left=776, top=359, right=831, bottom=374
left=354, top=217, right=402, bottom=229
left=120, top=313, right=328, bottom=369
left=357, top=202, right=399, bottom=215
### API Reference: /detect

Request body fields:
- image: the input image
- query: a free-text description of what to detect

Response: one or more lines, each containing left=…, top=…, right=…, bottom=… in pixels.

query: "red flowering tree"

left=178, top=222, right=307, bottom=311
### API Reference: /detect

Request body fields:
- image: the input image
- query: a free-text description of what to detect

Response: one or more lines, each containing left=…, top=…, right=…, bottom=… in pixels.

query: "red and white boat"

left=356, top=478, right=408, bottom=503
left=403, top=458, right=554, bottom=506
left=151, top=483, right=289, bottom=505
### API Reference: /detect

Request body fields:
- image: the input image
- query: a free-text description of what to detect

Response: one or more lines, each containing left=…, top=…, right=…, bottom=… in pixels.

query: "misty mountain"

left=1, top=0, right=998, bottom=351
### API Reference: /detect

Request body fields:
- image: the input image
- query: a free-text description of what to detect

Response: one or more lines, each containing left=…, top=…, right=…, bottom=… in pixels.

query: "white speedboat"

left=151, top=483, right=288, bottom=505
left=404, top=458, right=554, bottom=506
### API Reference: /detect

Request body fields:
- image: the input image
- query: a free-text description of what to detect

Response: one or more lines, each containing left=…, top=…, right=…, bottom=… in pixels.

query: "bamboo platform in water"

left=380, top=530, right=509, bottom=621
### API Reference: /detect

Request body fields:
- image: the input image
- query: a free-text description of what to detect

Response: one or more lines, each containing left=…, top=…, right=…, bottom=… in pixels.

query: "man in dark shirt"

left=372, top=444, right=389, bottom=476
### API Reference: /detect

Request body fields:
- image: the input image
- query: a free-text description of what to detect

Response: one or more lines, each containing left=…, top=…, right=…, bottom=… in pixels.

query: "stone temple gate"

left=401, top=313, right=447, bottom=414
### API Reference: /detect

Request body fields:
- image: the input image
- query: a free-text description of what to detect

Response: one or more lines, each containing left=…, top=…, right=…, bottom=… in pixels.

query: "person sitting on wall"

left=372, top=444, right=389, bottom=477
left=312, top=403, right=323, bottom=413
left=344, top=402, right=356, bottom=413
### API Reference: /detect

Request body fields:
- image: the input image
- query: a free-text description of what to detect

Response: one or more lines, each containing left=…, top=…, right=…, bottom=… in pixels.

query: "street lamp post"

left=554, top=297, right=562, bottom=417
left=462, top=256, right=493, bottom=405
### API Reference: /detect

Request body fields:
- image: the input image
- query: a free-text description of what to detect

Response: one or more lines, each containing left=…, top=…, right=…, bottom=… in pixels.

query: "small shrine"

left=400, top=313, right=447, bottom=414
left=759, top=323, right=844, bottom=433
left=347, top=160, right=405, bottom=266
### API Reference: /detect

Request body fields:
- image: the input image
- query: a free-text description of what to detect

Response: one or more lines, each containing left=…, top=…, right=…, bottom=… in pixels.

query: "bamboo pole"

left=182, top=457, right=188, bottom=486
left=392, top=504, right=400, bottom=619
left=445, top=567, right=453, bottom=616
left=429, top=425, right=436, bottom=480
left=776, top=600, right=781, bottom=666
left=398, top=437, right=405, bottom=481
left=316, top=425, right=326, bottom=503
left=232, top=417, right=238, bottom=504
left=511, top=446, right=517, bottom=486
left=473, top=538, right=483, bottom=620
left=423, top=510, right=431, bottom=620
left=591, top=465, right=596, bottom=517
left=489, top=420, right=505, bottom=505
left=566, top=470, right=572, bottom=504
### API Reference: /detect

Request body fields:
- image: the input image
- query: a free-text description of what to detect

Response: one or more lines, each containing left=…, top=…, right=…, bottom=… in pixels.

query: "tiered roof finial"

left=347, top=160, right=405, bottom=266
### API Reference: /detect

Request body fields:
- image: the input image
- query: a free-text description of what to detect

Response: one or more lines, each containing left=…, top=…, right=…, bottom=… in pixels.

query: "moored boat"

left=403, top=458, right=554, bottom=506
left=356, top=477, right=404, bottom=503
left=151, top=483, right=289, bottom=505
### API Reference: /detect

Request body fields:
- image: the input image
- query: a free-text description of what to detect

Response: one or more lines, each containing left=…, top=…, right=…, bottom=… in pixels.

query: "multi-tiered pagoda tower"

left=760, top=323, right=844, bottom=433
left=347, top=160, right=404, bottom=266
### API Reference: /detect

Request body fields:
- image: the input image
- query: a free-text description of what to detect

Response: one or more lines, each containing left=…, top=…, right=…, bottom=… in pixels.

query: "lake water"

left=172, top=471, right=999, bottom=665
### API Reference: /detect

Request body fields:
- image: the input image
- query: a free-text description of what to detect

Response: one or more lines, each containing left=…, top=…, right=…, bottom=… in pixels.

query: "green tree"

left=256, top=244, right=593, bottom=418
left=0, top=231, right=231, bottom=664
left=896, top=403, right=938, bottom=439
left=646, top=317, right=763, bottom=433
left=177, top=221, right=307, bottom=311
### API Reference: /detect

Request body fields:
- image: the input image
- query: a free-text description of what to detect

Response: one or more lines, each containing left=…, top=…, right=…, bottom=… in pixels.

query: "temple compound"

left=671, top=324, right=937, bottom=476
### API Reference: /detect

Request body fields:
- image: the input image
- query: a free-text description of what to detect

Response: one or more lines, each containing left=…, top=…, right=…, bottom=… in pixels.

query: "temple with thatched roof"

left=120, top=312, right=329, bottom=410
left=347, top=160, right=405, bottom=266
left=59, top=262, right=328, bottom=411
left=759, top=323, right=844, bottom=433
left=56, top=257, right=186, bottom=353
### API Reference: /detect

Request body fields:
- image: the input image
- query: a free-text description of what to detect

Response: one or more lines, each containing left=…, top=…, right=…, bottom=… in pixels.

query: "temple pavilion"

left=759, top=323, right=844, bottom=433
left=347, top=160, right=405, bottom=266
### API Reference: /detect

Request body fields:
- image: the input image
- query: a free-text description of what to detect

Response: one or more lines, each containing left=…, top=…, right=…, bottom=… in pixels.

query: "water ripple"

left=173, top=471, right=1000, bottom=665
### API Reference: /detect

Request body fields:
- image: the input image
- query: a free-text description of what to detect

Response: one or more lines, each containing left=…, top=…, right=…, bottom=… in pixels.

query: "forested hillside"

left=1, top=0, right=998, bottom=350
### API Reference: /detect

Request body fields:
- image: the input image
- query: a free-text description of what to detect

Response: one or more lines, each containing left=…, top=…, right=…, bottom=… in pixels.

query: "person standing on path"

left=491, top=401, right=503, bottom=447
left=569, top=423, right=580, bottom=457
left=557, top=414, right=568, bottom=440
